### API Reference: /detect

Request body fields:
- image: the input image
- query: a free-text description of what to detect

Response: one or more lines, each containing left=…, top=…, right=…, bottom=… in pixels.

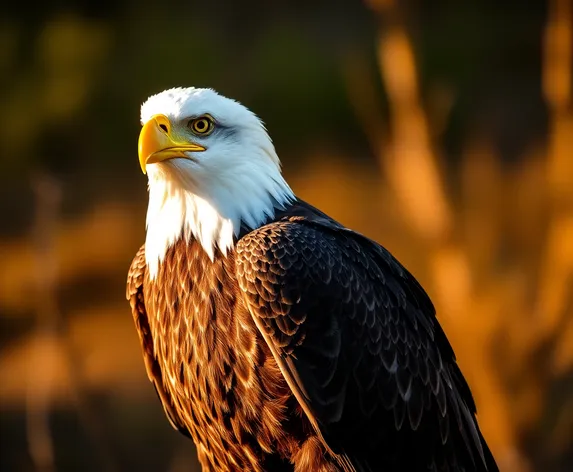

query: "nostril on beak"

left=153, top=115, right=171, bottom=134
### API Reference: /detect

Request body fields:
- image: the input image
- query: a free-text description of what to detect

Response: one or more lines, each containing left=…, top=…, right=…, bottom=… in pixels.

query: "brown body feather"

left=127, top=236, right=339, bottom=471
left=127, top=200, right=498, bottom=472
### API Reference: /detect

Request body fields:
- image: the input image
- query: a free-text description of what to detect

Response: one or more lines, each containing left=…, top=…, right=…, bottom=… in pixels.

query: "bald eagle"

left=127, top=87, right=498, bottom=472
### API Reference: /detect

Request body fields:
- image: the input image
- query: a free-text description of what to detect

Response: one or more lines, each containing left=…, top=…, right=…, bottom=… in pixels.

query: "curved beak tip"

left=138, top=115, right=168, bottom=175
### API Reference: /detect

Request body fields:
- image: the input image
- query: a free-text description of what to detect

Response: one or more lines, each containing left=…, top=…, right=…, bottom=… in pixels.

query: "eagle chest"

left=143, top=241, right=294, bottom=469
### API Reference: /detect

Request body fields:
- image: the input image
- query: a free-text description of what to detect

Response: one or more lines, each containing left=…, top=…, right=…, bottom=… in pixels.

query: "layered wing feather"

left=235, top=215, right=498, bottom=472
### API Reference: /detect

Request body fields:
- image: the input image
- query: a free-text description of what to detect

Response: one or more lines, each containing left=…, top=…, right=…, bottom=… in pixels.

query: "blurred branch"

left=358, top=0, right=474, bottom=324
left=27, top=174, right=62, bottom=472
left=347, top=1, right=535, bottom=469
left=26, top=172, right=120, bottom=472
left=367, top=0, right=453, bottom=244
left=503, top=2, right=573, bottom=466
left=537, top=0, right=573, bottom=338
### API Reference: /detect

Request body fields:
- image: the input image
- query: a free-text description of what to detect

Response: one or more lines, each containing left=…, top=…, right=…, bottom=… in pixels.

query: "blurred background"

left=1, top=0, right=572, bottom=471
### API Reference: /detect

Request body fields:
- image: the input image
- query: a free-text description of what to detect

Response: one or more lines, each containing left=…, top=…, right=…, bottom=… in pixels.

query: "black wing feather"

left=235, top=212, right=498, bottom=472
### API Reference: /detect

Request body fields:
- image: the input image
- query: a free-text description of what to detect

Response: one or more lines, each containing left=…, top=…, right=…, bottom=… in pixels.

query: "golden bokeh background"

left=1, top=1, right=571, bottom=471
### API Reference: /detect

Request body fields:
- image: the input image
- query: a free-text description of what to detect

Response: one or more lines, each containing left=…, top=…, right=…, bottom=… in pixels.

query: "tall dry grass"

left=340, top=0, right=573, bottom=470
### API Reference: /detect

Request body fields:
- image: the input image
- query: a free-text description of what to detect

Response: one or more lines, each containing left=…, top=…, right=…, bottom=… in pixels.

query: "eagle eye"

left=189, top=116, right=215, bottom=136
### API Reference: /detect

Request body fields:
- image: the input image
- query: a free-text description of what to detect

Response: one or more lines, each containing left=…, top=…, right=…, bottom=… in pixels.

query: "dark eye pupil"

left=190, top=118, right=212, bottom=133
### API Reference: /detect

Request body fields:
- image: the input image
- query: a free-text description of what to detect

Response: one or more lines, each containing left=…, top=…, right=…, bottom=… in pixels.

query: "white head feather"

left=140, top=87, right=295, bottom=279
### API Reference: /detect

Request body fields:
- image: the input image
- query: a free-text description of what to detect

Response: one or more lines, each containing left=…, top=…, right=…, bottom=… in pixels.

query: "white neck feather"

left=144, top=160, right=294, bottom=280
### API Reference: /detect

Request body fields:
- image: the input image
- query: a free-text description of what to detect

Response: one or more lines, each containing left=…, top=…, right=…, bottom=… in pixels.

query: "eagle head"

left=138, top=87, right=294, bottom=277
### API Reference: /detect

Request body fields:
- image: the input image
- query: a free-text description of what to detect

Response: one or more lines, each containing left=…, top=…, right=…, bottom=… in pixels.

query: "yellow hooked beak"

left=138, top=114, right=206, bottom=174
